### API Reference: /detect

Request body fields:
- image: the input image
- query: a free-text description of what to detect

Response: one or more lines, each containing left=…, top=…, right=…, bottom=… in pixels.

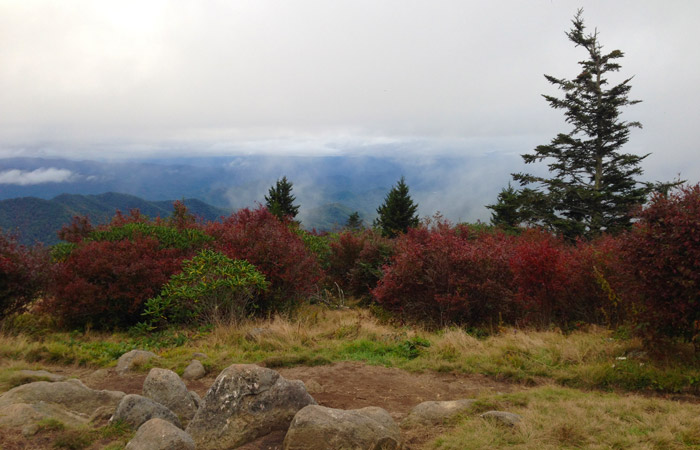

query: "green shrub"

left=141, top=249, right=268, bottom=328
left=87, top=223, right=213, bottom=250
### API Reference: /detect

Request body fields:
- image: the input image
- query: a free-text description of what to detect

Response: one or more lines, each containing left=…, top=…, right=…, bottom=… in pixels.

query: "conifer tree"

left=265, top=176, right=299, bottom=220
left=513, top=9, right=652, bottom=239
left=487, top=183, right=522, bottom=232
left=345, top=211, right=364, bottom=230
left=374, top=177, right=419, bottom=238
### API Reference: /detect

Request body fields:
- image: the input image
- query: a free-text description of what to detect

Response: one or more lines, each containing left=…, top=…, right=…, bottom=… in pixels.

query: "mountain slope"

left=0, top=193, right=230, bottom=246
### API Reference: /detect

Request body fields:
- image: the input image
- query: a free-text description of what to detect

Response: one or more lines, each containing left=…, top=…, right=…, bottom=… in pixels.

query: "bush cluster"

left=2, top=184, right=699, bottom=351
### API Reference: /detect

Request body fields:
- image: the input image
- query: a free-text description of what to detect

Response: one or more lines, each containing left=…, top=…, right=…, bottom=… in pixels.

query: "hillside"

left=0, top=193, right=230, bottom=246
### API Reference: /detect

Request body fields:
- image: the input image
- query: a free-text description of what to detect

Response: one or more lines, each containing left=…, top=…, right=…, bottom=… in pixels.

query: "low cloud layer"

left=0, top=168, right=75, bottom=185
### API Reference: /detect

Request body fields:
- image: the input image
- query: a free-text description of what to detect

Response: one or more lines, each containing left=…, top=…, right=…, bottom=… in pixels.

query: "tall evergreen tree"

left=487, top=183, right=523, bottom=232
left=513, top=9, right=652, bottom=239
left=374, top=177, right=419, bottom=238
left=264, top=176, right=299, bottom=220
left=345, top=211, right=364, bottom=231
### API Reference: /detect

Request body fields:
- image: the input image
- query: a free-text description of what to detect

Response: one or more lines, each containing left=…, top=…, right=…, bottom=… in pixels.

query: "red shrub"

left=45, top=237, right=184, bottom=328
left=509, top=230, right=605, bottom=326
left=621, top=184, right=700, bottom=346
left=0, top=232, right=48, bottom=319
left=205, top=207, right=322, bottom=311
left=372, top=221, right=516, bottom=328
left=327, top=229, right=394, bottom=299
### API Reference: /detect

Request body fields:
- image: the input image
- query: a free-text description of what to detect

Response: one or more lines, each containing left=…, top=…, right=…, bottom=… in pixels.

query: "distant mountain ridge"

left=0, top=192, right=230, bottom=246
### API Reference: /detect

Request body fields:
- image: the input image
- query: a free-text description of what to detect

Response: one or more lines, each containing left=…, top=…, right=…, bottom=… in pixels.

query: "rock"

left=116, top=350, right=158, bottom=375
left=0, top=402, right=87, bottom=428
left=186, top=364, right=316, bottom=450
left=245, top=327, right=272, bottom=341
left=188, top=391, right=201, bottom=410
left=283, top=405, right=402, bottom=450
left=110, top=394, right=182, bottom=429
left=480, top=410, right=522, bottom=426
left=402, top=399, right=475, bottom=426
left=0, top=379, right=124, bottom=420
left=14, top=369, right=66, bottom=383
left=125, top=418, right=195, bottom=450
left=182, top=360, right=206, bottom=381
left=192, top=352, right=208, bottom=360
left=304, top=379, right=324, bottom=394
left=90, top=405, right=116, bottom=423
left=22, top=423, right=40, bottom=436
left=143, top=368, right=198, bottom=424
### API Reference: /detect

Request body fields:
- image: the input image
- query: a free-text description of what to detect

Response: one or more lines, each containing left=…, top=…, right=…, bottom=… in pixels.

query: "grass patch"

left=2, top=306, right=699, bottom=395
left=431, top=386, right=700, bottom=449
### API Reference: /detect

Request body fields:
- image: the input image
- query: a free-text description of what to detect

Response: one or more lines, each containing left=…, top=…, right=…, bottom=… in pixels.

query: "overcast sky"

left=1, top=0, right=698, bottom=185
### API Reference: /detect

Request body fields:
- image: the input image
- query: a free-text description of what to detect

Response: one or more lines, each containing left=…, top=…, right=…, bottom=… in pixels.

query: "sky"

left=1, top=0, right=698, bottom=192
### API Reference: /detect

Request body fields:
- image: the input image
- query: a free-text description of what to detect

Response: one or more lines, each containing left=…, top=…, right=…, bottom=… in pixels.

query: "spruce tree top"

left=374, top=176, right=419, bottom=238
left=265, top=176, right=299, bottom=220
left=513, top=9, right=650, bottom=238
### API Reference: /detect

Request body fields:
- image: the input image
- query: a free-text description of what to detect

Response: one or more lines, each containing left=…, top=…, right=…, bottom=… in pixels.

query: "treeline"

left=1, top=184, right=699, bottom=351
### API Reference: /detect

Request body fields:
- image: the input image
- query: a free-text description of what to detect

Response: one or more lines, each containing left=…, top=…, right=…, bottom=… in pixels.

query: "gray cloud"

left=0, top=168, right=75, bottom=185
left=0, top=0, right=697, bottom=187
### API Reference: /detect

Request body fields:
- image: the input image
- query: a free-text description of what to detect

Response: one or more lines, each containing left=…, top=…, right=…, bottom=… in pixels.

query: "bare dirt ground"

left=0, top=361, right=522, bottom=449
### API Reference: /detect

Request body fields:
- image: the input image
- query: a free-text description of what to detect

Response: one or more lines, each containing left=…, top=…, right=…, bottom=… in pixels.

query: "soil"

left=0, top=362, right=523, bottom=449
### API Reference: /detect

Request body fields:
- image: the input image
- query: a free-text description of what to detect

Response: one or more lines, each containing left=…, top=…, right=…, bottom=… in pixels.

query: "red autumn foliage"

left=509, top=230, right=606, bottom=326
left=621, top=184, right=700, bottom=346
left=205, top=207, right=323, bottom=311
left=45, top=237, right=184, bottom=328
left=0, top=231, right=49, bottom=319
left=372, top=220, right=516, bottom=328
left=326, top=229, right=394, bottom=299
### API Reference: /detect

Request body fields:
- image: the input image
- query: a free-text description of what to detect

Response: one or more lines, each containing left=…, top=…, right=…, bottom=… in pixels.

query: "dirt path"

left=3, top=362, right=524, bottom=449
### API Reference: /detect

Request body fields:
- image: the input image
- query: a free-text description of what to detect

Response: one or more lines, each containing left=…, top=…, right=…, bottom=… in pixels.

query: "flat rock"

left=283, top=405, right=402, bottom=450
left=402, top=399, right=475, bottom=426
left=0, top=379, right=124, bottom=419
left=111, top=394, right=182, bottom=429
left=126, top=418, right=195, bottom=450
left=186, top=364, right=316, bottom=450
left=480, top=410, right=522, bottom=426
left=0, top=401, right=89, bottom=429
left=182, top=360, right=206, bottom=381
left=116, top=350, right=158, bottom=375
left=143, top=368, right=197, bottom=424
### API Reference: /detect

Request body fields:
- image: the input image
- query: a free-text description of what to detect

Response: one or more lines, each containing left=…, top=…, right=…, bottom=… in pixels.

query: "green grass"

left=430, top=386, right=700, bottom=449
left=1, top=306, right=699, bottom=396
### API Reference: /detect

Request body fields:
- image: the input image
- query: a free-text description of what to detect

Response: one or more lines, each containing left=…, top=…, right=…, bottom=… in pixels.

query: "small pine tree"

left=374, top=177, right=419, bottom=238
left=345, top=211, right=364, bottom=231
left=487, top=183, right=522, bottom=232
left=264, top=176, right=299, bottom=220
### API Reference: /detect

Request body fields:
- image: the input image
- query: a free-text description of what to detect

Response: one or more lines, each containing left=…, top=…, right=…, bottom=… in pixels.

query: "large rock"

left=283, top=405, right=402, bottom=450
left=182, top=360, right=206, bottom=381
left=186, top=364, right=316, bottom=450
left=110, top=394, right=182, bottom=429
left=0, top=379, right=124, bottom=419
left=116, top=350, right=158, bottom=375
left=125, top=418, right=195, bottom=450
left=402, top=399, right=475, bottom=426
left=143, top=368, right=197, bottom=424
left=0, top=402, right=88, bottom=429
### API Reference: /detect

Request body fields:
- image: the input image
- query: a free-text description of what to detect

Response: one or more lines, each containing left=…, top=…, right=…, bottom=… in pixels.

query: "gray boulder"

left=186, top=364, right=316, bottom=450
left=182, top=360, right=206, bottom=381
left=188, top=391, right=201, bottom=410
left=0, top=378, right=124, bottom=419
left=116, top=350, right=158, bottom=375
left=402, top=399, right=475, bottom=426
left=0, top=401, right=88, bottom=429
left=110, top=394, right=182, bottom=429
left=126, top=418, right=195, bottom=450
left=284, top=405, right=402, bottom=450
left=480, top=410, right=522, bottom=426
left=143, top=368, right=197, bottom=424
